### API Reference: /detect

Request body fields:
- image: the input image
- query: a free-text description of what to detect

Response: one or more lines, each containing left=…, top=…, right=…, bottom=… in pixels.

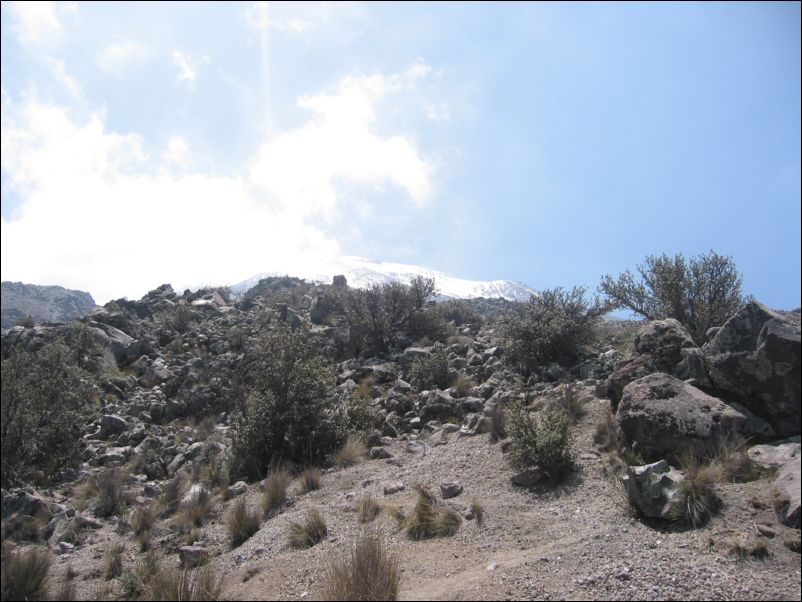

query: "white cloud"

left=249, top=65, right=434, bottom=217
left=0, top=63, right=435, bottom=304
left=8, top=1, right=63, bottom=46
left=171, top=50, right=198, bottom=83
left=161, top=136, right=190, bottom=168
left=244, top=1, right=321, bottom=33
left=47, top=58, right=81, bottom=99
left=97, top=42, right=146, bottom=72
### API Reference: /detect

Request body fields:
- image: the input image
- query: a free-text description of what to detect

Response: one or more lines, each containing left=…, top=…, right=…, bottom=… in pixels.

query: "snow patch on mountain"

left=231, top=256, right=535, bottom=301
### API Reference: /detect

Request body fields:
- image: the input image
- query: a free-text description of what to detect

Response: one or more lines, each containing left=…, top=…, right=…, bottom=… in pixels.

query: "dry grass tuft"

left=159, top=471, right=188, bottom=517
left=333, top=436, right=367, bottom=468
left=356, top=494, right=382, bottom=524
left=671, top=449, right=721, bottom=527
left=322, top=529, right=400, bottom=601
left=558, top=384, right=586, bottom=424
left=176, top=485, right=212, bottom=530
left=470, top=499, right=484, bottom=526
left=488, top=403, right=506, bottom=442
left=145, top=564, right=222, bottom=601
left=262, top=466, right=291, bottom=517
left=453, top=374, right=474, bottom=398
left=130, top=503, right=156, bottom=536
left=594, top=408, right=620, bottom=453
left=0, top=542, right=51, bottom=602
left=723, top=533, right=769, bottom=560
left=224, top=498, right=261, bottom=548
left=403, top=487, right=461, bottom=539
left=103, top=540, right=125, bottom=579
left=298, top=467, right=322, bottom=493
left=708, top=434, right=763, bottom=483
left=78, top=467, right=131, bottom=518
left=287, top=508, right=328, bottom=548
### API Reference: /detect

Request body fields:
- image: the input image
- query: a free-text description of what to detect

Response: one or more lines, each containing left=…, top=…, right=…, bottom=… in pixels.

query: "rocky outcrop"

left=606, top=319, right=703, bottom=404
left=616, top=373, right=774, bottom=461
left=1, top=281, right=97, bottom=330
left=703, top=301, right=801, bottom=437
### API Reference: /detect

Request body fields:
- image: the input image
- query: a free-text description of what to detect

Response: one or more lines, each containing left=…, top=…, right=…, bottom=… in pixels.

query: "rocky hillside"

left=1, top=281, right=97, bottom=330
left=0, top=276, right=799, bottom=601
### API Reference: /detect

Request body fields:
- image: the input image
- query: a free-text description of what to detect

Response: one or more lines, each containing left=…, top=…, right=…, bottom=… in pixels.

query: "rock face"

left=616, top=373, right=774, bottom=461
left=1, top=281, right=97, bottom=330
left=703, top=301, right=801, bottom=437
left=773, top=456, right=801, bottom=528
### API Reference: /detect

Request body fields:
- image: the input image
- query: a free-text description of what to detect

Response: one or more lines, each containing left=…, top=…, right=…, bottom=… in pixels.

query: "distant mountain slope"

left=231, top=256, right=536, bottom=301
left=1, top=281, right=97, bottom=329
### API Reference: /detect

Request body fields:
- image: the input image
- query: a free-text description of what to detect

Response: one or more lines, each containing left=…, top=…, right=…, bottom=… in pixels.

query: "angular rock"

left=703, top=301, right=801, bottom=437
left=616, top=373, right=774, bottom=461
left=440, top=482, right=463, bottom=499
left=178, top=545, right=208, bottom=568
left=383, top=481, right=406, bottom=495
left=511, top=467, right=547, bottom=487
left=97, top=415, right=129, bottom=439
left=748, top=437, right=801, bottom=470
left=623, top=460, right=684, bottom=520
left=773, top=455, right=801, bottom=528
left=369, top=446, right=393, bottom=460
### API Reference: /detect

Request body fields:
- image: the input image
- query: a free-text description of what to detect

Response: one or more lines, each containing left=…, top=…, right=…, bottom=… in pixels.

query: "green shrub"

left=600, top=250, right=744, bottom=344
left=505, top=402, right=573, bottom=482
left=231, top=324, right=336, bottom=479
left=410, top=345, right=450, bottom=391
left=335, top=277, right=439, bottom=354
left=1, top=340, right=95, bottom=486
left=322, top=530, right=400, bottom=601
left=437, top=299, right=481, bottom=327
left=502, top=287, right=610, bottom=376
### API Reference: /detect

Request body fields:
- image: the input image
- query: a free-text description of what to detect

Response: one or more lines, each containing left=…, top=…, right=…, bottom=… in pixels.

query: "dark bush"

left=334, top=277, right=439, bottom=354
left=600, top=250, right=744, bottom=343
left=231, top=324, right=335, bottom=479
left=502, top=286, right=610, bottom=376
left=505, top=401, right=573, bottom=482
left=1, top=340, right=94, bottom=486
left=410, top=345, right=450, bottom=391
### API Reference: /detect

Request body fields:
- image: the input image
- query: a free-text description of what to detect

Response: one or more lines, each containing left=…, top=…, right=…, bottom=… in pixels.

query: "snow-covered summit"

left=231, top=256, right=535, bottom=301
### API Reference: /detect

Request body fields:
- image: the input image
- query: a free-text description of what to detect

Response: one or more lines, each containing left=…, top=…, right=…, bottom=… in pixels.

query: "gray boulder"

left=773, top=456, right=801, bottom=528
left=616, top=373, right=774, bottom=461
left=623, top=460, right=684, bottom=519
left=606, top=319, right=699, bottom=404
left=703, top=301, right=801, bottom=437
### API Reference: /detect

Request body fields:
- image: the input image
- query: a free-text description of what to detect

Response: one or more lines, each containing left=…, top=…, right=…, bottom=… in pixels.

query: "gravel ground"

left=48, top=388, right=801, bottom=601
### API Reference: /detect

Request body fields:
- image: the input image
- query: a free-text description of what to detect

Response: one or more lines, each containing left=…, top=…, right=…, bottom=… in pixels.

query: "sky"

left=1, top=1, right=800, bottom=307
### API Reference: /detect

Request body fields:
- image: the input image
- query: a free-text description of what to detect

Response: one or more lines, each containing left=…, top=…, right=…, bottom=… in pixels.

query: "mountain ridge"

left=231, top=256, right=536, bottom=301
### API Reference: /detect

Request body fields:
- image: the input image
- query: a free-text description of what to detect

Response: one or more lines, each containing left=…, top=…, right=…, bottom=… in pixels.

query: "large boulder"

left=616, top=373, right=774, bottom=461
left=703, top=302, right=801, bottom=437
left=606, top=319, right=699, bottom=405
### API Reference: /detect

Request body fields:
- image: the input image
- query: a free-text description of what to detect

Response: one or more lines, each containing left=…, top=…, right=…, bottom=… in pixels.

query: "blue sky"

left=1, top=1, right=800, bottom=307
